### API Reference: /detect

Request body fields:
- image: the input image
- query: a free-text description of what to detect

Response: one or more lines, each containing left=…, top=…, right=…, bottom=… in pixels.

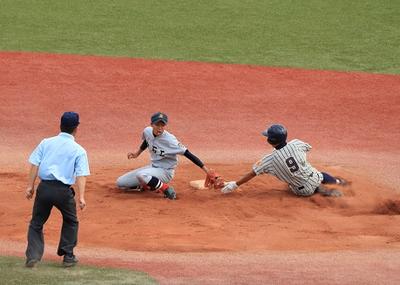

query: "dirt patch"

left=374, top=199, right=400, bottom=215
left=1, top=165, right=399, bottom=253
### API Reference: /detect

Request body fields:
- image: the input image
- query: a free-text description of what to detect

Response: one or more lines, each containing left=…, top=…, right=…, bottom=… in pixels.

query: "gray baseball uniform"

left=116, top=127, right=187, bottom=188
left=252, top=139, right=323, bottom=196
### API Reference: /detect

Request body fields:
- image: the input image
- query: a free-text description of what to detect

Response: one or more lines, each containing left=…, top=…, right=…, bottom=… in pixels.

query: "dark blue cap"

left=61, top=112, right=80, bottom=127
left=151, top=112, right=168, bottom=124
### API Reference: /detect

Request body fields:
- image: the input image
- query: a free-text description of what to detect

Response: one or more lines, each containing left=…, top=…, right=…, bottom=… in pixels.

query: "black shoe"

left=164, top=187, right=176, bottom=200
left=63, top=254, right=79, bottom=267
left=25, top=259, right=38, bottom=268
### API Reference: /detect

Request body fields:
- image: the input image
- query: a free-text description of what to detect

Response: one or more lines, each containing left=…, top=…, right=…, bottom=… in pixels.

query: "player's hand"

left=221, top=181, right=238, bottom=194
left=79, top=198, right=86, bottom=210
left=127, top=152, right=139, bottom=159
left=25, top=186, right=35, bottom=200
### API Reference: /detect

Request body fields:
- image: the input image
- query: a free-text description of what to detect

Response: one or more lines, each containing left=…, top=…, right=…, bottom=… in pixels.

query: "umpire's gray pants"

left=116, top=165, right=174, bottom=189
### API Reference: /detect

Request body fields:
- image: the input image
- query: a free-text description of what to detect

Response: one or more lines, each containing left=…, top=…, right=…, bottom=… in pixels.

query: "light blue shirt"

left=29, top=132, right=90, bottom=185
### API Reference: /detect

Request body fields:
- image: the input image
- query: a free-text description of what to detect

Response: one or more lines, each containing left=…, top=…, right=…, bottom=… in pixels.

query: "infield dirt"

left=1, top=52, right=399, bottom=284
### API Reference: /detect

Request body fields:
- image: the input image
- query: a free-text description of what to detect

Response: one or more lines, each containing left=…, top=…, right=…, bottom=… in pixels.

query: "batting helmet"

left=262, top=124, right=287, bottom=145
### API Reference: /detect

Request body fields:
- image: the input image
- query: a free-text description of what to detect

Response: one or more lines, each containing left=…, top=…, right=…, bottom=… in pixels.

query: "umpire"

left=25, top=112, right=90, bottom=268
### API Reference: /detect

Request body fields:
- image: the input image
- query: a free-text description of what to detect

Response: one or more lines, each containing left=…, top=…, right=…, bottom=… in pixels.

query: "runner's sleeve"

left=252, top=154, right=273, bottom=175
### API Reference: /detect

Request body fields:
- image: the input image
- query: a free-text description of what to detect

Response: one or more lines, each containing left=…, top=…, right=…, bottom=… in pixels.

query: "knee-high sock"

left=147, top=176, right=169, bottom=193
left=321, top=172, right=338, bottom=184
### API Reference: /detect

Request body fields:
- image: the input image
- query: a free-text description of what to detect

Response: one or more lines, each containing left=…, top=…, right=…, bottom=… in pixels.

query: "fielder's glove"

left=221, top=181, right=238, bottom=194
left=214, top=176, right=225, bottom=189
left=204, top=169, right=225, bottom=189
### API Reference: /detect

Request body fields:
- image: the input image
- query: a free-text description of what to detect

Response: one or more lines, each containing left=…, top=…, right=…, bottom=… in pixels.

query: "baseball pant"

left=290, top=171, right=339, bottom=196
left=116, top=165, right=174, bottom=189
left=26, top=180, right=78, bottom=261
left=289, top=172, right=324, bottom=196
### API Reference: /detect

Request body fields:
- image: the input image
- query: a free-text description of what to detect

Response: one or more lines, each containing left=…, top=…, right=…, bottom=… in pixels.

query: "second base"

left=189, top=179, right=207, bottom=190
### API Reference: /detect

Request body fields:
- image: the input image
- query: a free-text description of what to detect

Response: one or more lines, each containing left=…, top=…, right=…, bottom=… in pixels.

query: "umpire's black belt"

left=41, top=180, right=71, bottom=188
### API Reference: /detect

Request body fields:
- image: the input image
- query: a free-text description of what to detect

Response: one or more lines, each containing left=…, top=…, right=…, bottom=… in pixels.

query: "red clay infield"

left=1, top=52, right=400, bottom=284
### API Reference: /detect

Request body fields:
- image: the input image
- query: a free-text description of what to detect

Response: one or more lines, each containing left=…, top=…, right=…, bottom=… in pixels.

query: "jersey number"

left=285, top=157, right=299, bottom=173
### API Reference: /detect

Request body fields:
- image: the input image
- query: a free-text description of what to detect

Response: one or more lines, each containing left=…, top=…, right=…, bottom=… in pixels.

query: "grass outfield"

left=0, top=0, right=399, bottom=74
left=0, top=256, right=157, bottom=285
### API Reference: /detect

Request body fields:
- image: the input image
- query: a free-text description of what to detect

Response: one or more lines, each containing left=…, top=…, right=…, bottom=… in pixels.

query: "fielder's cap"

left=151, top=112, right=168, bottom=124
left=61, top=112, right=80, bottom=127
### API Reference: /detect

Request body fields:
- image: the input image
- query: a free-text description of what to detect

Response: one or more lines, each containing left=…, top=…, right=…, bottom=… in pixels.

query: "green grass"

left=0, top=0, right=399, bottom=73
left=0, top=256, right=158, bottom=285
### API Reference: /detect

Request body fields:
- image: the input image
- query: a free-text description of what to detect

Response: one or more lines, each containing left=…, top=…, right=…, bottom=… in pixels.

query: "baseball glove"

left=204, top=169, right=225, bottom=189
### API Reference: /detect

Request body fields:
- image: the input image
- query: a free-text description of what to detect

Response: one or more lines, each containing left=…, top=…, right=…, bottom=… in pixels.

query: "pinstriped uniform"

left=252, top=139, right=323, bottom=196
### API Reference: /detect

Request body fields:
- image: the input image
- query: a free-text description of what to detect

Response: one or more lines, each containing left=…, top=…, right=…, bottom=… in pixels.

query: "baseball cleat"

left=164, top=187, right=176, bottom=200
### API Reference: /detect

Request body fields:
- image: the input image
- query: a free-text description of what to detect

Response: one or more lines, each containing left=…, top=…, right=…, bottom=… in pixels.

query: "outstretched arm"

left=236, top=170, right=257, bottom=186
left=183, top=149, right=204, bottom=168
left=128, top=140, right=148, bottom=159
left=222, top=169, right=256, bottom=194
left=183, top=150, right=224, bottom=188
left=183, top=149, right=213, bottom=173
left=184, top=149, right=214, bottom=176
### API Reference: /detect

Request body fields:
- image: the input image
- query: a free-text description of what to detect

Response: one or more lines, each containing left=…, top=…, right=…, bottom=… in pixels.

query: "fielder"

left=222, top=124, right=349, bottom=197
left=116, top=112, right=221, bottom=199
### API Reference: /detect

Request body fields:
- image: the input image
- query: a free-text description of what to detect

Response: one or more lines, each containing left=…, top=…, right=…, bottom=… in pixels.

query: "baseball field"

left=1, top=1, right=400, bottom=284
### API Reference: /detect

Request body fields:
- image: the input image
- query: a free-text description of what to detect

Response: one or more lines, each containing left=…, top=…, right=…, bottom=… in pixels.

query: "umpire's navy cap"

left=61, top=112, right=80, bottom=127
left=151, top=112, right=168, bottom=124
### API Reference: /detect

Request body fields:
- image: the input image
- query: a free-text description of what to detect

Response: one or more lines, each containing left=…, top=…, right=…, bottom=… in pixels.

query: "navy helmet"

left=262, top=124, right=287, bottom=145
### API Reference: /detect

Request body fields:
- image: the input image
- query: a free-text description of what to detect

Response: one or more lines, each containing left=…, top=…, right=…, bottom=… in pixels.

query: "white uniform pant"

left=116, top=165, right=174, bottom=189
